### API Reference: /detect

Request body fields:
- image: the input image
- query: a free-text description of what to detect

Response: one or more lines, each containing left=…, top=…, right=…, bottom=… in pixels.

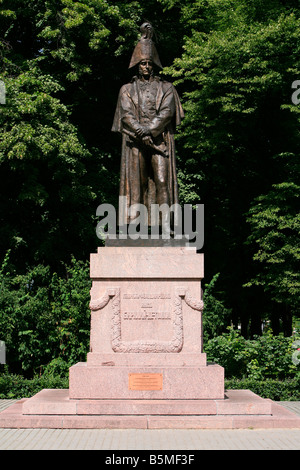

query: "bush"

left=0, top=253, right=91, bottom=376
left=0, top=365, right=68, bottom=399
left=41, top=357, right=71, bottom=379
left=225, top=377, right=300, bottom=401
left=202, top=273, right=232, bottom=343
left=205, top=327, right=249, bottom=377
left=205, top=327, right=300, bottom=379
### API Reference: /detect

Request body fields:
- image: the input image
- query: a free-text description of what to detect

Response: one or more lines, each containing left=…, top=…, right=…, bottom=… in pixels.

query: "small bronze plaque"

left=129, top=373, right=163, bottom=391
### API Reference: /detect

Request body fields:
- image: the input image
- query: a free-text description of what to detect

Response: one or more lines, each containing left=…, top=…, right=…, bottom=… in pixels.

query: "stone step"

left=1, top=394, right=300, bottom=429
left=21, top=389, right=272, bottom=416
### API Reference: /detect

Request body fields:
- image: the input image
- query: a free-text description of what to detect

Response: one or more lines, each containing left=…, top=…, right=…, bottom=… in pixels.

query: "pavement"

left=0, top=400, right=300, bottom=450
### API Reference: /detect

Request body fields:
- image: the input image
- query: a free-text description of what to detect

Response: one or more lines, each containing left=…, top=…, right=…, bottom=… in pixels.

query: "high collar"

left=138, top=75, right=155, bottom=83
left=131, top=75, right=161, bottom=84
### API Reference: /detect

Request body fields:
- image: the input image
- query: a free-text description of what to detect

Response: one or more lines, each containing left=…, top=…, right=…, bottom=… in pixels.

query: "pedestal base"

left=69, top=362, right=224, bottom=400
left=1, top=389, right=300, bottom=429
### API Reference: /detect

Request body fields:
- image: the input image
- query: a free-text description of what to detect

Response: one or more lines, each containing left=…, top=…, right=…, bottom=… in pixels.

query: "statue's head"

left=138, top=59, right=153, bottom=79
left=129, top=23, right=162, bottom=72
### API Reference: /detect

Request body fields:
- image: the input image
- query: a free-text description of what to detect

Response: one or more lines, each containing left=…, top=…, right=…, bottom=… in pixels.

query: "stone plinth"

left=88, top=247, right=205, bottom=358
left=68, top=246, right=224, bottom=400
left=69, top=363, right=224, bottom=400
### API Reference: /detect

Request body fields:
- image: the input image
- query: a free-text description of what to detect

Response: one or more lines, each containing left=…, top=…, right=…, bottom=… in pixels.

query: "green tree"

left=245, top=153, right=300, bottom=331
left=0, top=0, right=185, bottom=271
left=0, top=0, right=187, bottom=377
left=202, top=273, right=231, bottom=344
left=164, top=0, right=300, bottom=335
left=0, top=250, right=90, bottom=375
left=0, top=63, right=97, bottom=268
left=2, top=0, right=300, bottom=351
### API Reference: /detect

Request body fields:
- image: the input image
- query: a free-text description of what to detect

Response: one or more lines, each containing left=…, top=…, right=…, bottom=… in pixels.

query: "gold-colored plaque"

left=129, top=373, right=163, bottom=391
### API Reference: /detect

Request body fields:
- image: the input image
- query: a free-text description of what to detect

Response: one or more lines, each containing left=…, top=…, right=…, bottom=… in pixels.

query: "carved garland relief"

left=89, top=287, right=203, bottom=353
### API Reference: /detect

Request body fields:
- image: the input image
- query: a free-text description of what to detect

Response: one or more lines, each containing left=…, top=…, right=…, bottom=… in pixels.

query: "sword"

left=122, top=128, right=168, bottom=157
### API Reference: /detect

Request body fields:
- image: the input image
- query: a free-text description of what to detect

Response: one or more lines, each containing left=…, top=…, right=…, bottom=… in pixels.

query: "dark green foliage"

left=0, top=66, right=98, bottom=268
left=205, top=327, right=300, bottom=379
left=225, top=377, right=300, bottom=401
left=0, top=252, right=91, bottom=376
left=0, top=364, right=69, bottom=398
left=245, top=153, right=300, bottom=313
left=164, top=0, right=300, bottom=333
left=202, top=273, right=231, bottom=343
left=0, top=0, right=300, bottom=388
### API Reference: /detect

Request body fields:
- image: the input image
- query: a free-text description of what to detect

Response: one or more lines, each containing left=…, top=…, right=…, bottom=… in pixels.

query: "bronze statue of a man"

left=112, top=23, right=184, bottom=225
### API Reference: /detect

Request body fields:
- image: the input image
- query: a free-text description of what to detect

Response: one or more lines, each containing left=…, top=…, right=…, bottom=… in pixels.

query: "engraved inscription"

left=123, top=293, right=171, bottom=299
left=123, top=311, right=171, bottom=320
left=122, top=292, right=171, bottom=321
left=129, top=373, right=163, bottom=391
left=89, top=286, right=203, bottom=353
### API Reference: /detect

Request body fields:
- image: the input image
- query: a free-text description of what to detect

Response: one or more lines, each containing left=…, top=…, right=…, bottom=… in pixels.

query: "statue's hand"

left=142, top=136, right=153, bottom=146
left=135, top=126, right=150, bottom=138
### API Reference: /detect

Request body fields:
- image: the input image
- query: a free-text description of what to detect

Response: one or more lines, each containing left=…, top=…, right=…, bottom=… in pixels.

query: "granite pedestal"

left=70, top=246, right=224, bottom=401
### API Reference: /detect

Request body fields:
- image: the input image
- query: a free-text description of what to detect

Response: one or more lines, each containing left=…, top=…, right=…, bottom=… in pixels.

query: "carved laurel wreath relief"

left=89, top=287, right=203, bottom=353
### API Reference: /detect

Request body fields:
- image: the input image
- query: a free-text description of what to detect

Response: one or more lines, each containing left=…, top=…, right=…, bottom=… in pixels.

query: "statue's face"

left=139, top=59, right=153, bottom=79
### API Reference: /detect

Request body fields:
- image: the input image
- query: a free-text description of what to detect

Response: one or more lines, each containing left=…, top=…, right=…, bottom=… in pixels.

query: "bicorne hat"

left=129, top=23, right=163, bottom=69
